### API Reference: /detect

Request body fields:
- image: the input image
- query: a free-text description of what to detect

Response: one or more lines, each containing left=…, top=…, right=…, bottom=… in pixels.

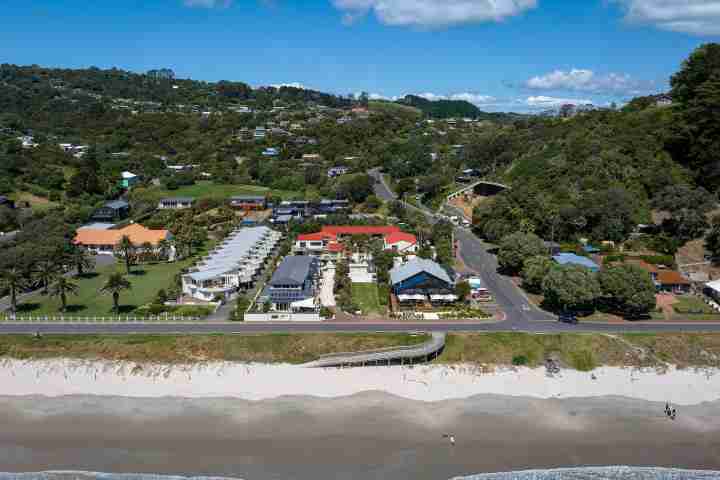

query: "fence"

left=244, top=312, right=322, bottom=322
left=0, top=314, right=203, bottom=323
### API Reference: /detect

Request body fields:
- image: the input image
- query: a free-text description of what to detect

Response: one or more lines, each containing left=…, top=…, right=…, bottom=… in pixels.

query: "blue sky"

left=3, top=0, right=720, bottom=111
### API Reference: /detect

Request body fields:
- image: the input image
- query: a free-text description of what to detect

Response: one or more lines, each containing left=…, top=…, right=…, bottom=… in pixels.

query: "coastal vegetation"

left=0, top=333, right=719, bottom=370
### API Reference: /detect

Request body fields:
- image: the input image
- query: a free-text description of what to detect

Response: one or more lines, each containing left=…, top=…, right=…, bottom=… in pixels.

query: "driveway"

left=320, top=265, right=336, bottom=307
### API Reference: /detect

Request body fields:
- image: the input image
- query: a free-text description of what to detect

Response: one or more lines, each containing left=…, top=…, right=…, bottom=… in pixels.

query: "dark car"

left=558, top=313, right=578, bottom=324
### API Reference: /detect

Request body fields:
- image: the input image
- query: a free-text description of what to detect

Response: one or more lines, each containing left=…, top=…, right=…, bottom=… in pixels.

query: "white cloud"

left=269, top=82, right=308, bottom=89
left=183, top=0, right=232, bottom=7
left=415, top=92, right=497, bottom=105
left=524, top=95, right=593, bottom=108
left=525, top=68, right=653, bottom=95
left=332, top=0, right=537, bottom=27
left=614, top=0, right=720, bottom=35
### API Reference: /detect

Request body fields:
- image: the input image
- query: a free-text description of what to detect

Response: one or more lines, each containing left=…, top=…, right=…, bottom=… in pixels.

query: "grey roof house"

left=262, top=256, right=320, bottom=309
left=91, top=200, right=130, bottom=222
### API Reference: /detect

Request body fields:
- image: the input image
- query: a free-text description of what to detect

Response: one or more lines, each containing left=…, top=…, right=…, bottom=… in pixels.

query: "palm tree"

left=48, top=276, right=79, bottom=312
left=141, top=241, right=154, bottom=263
left=157, top=239, right=170, bottom=262
left=68, top=246, right=95, bottom=277
left=100, top=273, right=132, bottom=314
left=1, top=266, right=30, bottom=314
left=115, top=235, right=135, bottom=274
left=35, top=260, right=61, bottom=295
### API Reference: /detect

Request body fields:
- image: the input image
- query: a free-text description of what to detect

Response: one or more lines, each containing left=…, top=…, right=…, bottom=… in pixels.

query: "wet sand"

left=2, top=394, right=720, bottom=480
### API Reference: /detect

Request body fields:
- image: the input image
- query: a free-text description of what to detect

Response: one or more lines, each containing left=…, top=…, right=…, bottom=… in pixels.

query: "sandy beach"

left=0, top=358, right=719, bottom=404
left=2, top=359, right=720, bottom=478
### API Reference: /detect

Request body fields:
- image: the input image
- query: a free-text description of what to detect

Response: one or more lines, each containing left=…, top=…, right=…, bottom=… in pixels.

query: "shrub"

left=512, top=355, right=529, bottom=366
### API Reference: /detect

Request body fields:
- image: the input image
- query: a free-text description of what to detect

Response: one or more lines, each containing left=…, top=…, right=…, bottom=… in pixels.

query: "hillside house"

left=158, top=197, right=195, bottom=210
left=91, top=200, right=130, bottom=222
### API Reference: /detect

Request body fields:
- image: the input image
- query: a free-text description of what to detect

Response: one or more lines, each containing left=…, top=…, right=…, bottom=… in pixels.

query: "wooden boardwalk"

left=302, top=332, right=446, bottom=368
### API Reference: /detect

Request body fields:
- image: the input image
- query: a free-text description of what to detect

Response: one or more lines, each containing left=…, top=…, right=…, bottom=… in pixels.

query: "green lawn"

left=139, top=181, right=301, bottom=203
left=352, top=283, right=382, bottom=314
left=16, top=260, right=192, bottom=317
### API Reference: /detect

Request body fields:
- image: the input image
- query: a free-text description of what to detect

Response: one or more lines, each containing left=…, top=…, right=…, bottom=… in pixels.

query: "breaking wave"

left=453, top=466, right=720, bottom=479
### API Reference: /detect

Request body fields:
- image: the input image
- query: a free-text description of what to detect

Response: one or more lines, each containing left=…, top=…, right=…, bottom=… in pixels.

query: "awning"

left=430, top=294, right=458, bottom=301
left=398, top=294, right=426, bottom=302
left=291, top=297, right=316, bottom=309
left=706, top=280, right=720, bottom=294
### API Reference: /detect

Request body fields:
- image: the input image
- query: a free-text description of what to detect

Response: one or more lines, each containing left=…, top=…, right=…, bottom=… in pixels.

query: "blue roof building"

left=390, top=258, right=454, bottom=295
left=552, top=253, right=600, bottom=272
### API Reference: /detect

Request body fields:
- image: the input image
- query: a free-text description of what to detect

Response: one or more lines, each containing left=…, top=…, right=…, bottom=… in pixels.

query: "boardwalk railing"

left=0, top=314, right=203, bottom=323
left=303, top=332, right=446, bottom=368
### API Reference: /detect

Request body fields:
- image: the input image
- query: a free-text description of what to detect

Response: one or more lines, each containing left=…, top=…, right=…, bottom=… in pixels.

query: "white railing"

left=0, top=314, right=203, bottom=323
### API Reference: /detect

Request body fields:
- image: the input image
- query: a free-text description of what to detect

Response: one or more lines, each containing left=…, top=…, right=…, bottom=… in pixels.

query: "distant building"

left=262, top=147, right=279, bottom=157
left=229, top=196, right=267, bottom=211
left=302, top=153, right=322, bottom=162
left=552, top=253, right=600, bottom=272
left=120, top=171, right=139, bottom=189
left=91, top=200, right=130, bottom=222
left=158, top=197, right=195, bottom=210
left=74, top=224, right=173, bottom=256
left=327, top=166, right=349, bottom=178
left=0, top=195, right=15, bottom=209
left=656, top=270, right=691, bottom=294
left=254, top=127, right=266, bottom=139
left=383, top=232, right=418, bottom=254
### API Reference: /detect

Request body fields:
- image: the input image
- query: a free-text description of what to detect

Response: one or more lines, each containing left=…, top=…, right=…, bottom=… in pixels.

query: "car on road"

left=558, top=312, right=578, bottom=324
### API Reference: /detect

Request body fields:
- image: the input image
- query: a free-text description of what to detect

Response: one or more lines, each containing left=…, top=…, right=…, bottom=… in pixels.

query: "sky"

left=2, top=0, right=720, bottom=112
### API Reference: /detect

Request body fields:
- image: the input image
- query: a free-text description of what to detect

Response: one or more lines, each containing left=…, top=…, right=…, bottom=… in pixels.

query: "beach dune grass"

left=0, top=333, right=431, bottom=364
left=439, top=333, right=701, bottom=370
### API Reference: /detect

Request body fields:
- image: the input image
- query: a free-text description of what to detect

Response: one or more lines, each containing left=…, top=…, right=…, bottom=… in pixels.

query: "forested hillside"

left=470, top=43, right=720, bottom=256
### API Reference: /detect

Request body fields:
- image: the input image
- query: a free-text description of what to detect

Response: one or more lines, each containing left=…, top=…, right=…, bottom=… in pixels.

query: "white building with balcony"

left=182, top=226, right=281, bottom=302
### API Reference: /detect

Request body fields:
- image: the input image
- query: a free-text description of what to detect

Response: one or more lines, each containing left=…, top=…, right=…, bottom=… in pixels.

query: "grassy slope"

left=18, top=260, right=191, bottom=316
left=137, top=181, right=302, bottom=203
left=0, top=333, right=430, bottom=363
left=352, top=283, right=382, bottom=314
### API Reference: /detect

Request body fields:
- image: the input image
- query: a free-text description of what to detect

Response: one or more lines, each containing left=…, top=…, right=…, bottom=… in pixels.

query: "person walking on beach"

left=665, top=402, right=671, bottom=417
left=671, top=408, right=677, bottom=420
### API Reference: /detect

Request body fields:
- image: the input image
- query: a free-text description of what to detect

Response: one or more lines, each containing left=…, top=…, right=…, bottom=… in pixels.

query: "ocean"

left=2, top=469, right=720, bottom=480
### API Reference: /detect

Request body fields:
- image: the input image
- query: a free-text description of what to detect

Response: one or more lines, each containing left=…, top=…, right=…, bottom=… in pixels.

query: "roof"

left=385, top=232, right=417, bottom=245
left=625, top=259, right=659, bottom=274
left=552, top=253, right=599, bottom=270
left=390, top=258, right=452, bottom=286
left=321, top=225, right=401, bottom=236
left=269, top=256, right=318, bottom=286
left=327, top=242, right=345, bottom=253
left=297, top=232, right=335, bottom=242
left=121, top=171, right=137, bottom=179
left=657, top=270, right=690, bottom=285
left=230, top=196, right=266, bottom=202
left=187, top=227, right=273, bottom=281
left=160, top=197, right=194, bottom=203
left=104, top=200, right=129, bottom=209
left=706, top=279, right=720, bottom=293
left=74, top=224, right=170, bottom=247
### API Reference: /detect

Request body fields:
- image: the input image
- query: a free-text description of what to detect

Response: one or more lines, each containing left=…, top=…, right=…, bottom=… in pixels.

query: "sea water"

left=3, top=468, right=720, bottom=480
